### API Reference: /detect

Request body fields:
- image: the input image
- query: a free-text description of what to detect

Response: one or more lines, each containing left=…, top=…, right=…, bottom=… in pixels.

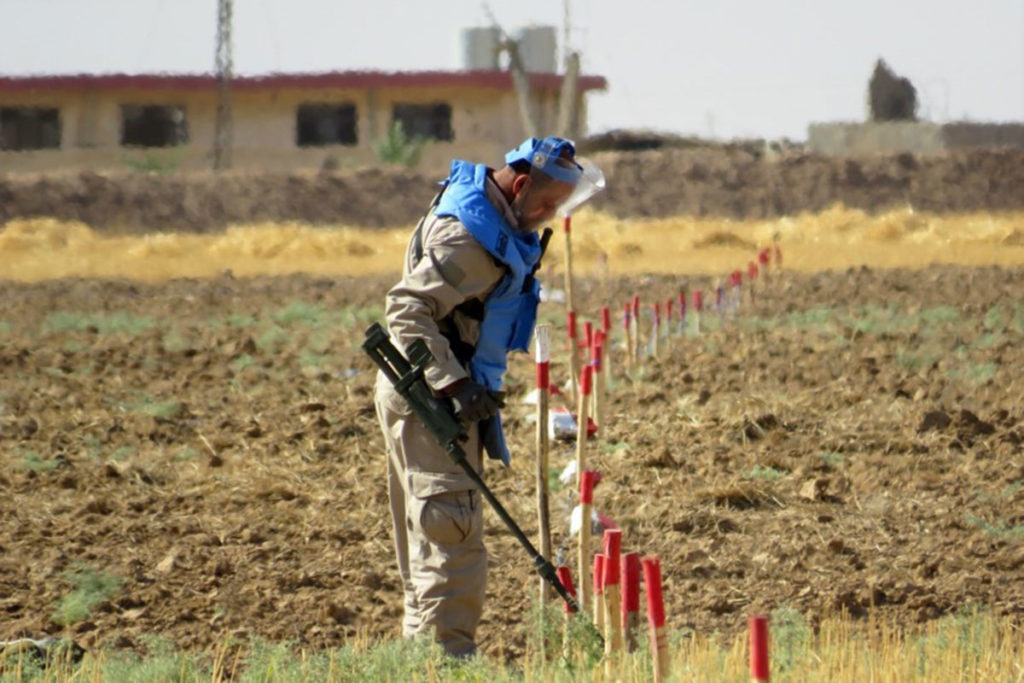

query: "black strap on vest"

left=410, top=186, right=482, bottom=367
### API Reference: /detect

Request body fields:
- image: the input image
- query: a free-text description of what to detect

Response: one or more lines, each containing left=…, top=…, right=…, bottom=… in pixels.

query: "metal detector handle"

left=362, top=322, right=585, bottom=617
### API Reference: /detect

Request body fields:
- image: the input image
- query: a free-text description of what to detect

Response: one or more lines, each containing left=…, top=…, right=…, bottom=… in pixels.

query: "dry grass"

left=4, top=206, right=1024, bottom=281
left=2, top=610, right=1019, bottom=681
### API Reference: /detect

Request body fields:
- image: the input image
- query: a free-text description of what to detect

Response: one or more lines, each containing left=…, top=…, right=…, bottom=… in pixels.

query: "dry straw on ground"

left=3, top=206, right=1024, bottom=281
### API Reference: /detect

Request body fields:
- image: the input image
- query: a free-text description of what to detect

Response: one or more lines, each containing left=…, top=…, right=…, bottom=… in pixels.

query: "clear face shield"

left=508, top=137, right=606, bottom=230
left=556, top=156, right=605, bottom=217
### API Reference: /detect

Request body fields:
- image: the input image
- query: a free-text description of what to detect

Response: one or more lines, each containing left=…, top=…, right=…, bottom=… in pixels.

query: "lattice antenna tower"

left=213, top=0, right=234, bottom=170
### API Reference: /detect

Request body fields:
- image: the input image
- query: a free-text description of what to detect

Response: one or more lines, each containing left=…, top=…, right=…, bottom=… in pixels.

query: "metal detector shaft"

left=363, top=322, right=583, bottom=614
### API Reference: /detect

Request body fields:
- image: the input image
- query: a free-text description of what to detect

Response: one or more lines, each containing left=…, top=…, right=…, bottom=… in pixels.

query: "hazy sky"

left=2, top=0, right=1022, bottom=140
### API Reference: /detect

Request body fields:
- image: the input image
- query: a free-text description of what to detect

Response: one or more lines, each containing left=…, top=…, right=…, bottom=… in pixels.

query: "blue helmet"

left=504, top=136, right=583, bottom=185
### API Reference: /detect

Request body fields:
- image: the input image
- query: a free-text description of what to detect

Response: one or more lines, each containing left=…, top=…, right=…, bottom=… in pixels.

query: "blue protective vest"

left=433, top=160, right=543, bottom=464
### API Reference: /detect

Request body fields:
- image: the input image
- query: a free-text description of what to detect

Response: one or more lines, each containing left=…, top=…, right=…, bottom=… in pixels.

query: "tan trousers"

left=374, top=372, right=487, bottom=657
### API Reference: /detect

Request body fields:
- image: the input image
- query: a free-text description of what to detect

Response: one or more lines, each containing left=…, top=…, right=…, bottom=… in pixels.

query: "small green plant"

left=42, top=311, right=155, bottom=336
left=982, top=305, right=1004, bottom=332
left=373, top=120, right=426, bottom=168
left=20, top=451, right=58, bottom=473
left=964, top=513, right=1024, bottom=540
left=745, top=464, right=786, bottom=481
left=818, top=451, right=843, bottom=466
left=271, top=300, right=325, bottom=327
left=123, top=394, right=184, bottom=419
left=258, top=326, right=288, bottom=351
left=162, top=328, right=193, bottom=352
left=949, top=361, right=998, bottom=386
left=109, top=446, right=136, bottom=462
left=230, top=354, right=256, bottom=373
left=52, top=566, right=122, bottom=625
left=120, top=148, right=183, bottom=174
left=174, top=447, right=199, bottom=462
left=896, top=348, right=939, bottom=372
left=770, top=606, right=812, bottom=673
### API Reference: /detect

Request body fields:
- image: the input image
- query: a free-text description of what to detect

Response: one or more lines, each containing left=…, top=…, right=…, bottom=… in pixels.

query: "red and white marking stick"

left=631, top=294, right=641, bottom=364
left=665, top=298, right=674, bottom=349
left=622, top=552, right=641, bottom=653
left=567, top=309, right=580, bottom=406
left=592, top=330, right=605, bottom=429
left=758, top=247, right=770, bottom=280
left=623, top=302, right=633, bottom=372
left=749, top=614, right=769, bottom=682
left=577, top=467, right=596, bottom=614
left=556, top=565, right=577, bottom=656
left=556, top=566, right=577, bottom=613
left=601, top=305, right=613, bottom=380
left=715, top=281, right=725, bottom=315
left=643, top=556, right=670, bottom=682
left=651, top=302, right=661, bottom=357
left=729, top=270, right=742, bottom=313
left=678, top=292, right=687, bottom=336
left=748, top=261, right=759, bottom=305
left=583, top=320, right=593, bottom=355
left=593, top=553, right=606, bottom=633
left=534, top=325, right=552, bottom=607
left=602, top=529, right=624, bottom=660
left=693, top=289, right=704, bottom=335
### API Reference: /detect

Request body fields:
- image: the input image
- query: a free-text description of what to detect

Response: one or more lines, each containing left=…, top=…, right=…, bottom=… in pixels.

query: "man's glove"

left=446, top=379, right=502, bottom=423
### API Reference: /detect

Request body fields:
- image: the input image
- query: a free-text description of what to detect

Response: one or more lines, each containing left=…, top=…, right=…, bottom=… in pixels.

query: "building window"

left=120, top=105, right=188, bottom=147
left=0, top=107, right=61, bottom=151
left=392, top=103, right=453, bottom=141
left=296, top=103, right=357, bottom=146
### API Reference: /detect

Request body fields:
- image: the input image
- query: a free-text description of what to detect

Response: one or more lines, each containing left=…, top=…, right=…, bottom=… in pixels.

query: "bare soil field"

left=1, top=265, right=1022, bottom=661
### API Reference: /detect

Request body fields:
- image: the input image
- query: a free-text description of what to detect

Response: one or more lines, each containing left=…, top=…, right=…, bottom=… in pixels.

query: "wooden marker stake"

left=577, top=468, right=596, bottom=616
left=678, top=292, right=687, bottom=336
left=622, top=552, right=641, bottom=653
left=601, top=306, right=612, bottom=380
left=665, top=298, right=674, bottom=351
left=626, top=294, right=634, bottom=368
left=758, top=248, right=771, bottom=286
left=593, top=553, right=606, bottom=633
left=563, top=215, right=579, bottom=405
left=652, top=302, right=661, bottom=357
left=602, top=529, right=624, bottom=669
left=592, top=331, right=605, bottom=430
left=748, top=261, right=759, bottom=307
left=750, top=614, right=770, bottom=682
left=643, top=556, right=670, bottom=682
left=567, top=310, right=580, bottom=407
left=623, top=302, right=633, bottom=373
left=534, top=325, right=552, bottom=608
left=693, top=290, right=704, bottom=335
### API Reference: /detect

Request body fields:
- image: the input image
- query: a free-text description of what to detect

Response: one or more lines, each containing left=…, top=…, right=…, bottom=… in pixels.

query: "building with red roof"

left=0, top=70, right=606, bottom=172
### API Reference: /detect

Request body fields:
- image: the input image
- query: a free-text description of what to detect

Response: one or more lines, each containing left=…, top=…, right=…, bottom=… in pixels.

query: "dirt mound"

left=592, top=147, right=1024, bottom=219
left=4, top=148, right=1024, bottom=232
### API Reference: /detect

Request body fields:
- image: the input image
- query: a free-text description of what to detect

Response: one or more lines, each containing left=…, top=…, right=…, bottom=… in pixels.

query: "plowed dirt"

left=1, top=265, right=1022, bottom=660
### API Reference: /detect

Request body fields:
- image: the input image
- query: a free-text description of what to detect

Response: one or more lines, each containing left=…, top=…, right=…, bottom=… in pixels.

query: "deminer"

left=373, top=136, right=604, bottom=657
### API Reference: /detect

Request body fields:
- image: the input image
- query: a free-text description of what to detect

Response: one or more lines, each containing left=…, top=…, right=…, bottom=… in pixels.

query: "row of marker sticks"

left=530, top=241, right=783, bottom=681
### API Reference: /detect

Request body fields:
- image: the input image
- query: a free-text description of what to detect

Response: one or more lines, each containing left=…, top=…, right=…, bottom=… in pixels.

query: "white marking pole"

left=534, top=325, right=552, bottom=608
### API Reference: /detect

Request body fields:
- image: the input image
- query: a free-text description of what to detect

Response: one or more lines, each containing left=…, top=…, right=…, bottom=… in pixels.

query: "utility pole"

left=213, top=0, right=234, bottom=171
left=556, top=0, right=580, bottom=138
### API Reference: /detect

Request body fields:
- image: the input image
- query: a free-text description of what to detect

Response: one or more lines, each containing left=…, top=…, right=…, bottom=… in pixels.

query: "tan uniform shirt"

left=383, top=173, right=517, bottom=391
